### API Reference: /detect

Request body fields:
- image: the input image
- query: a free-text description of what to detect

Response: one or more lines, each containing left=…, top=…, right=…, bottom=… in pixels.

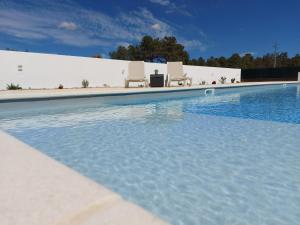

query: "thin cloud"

left=0, top=0, right=207, bottom=53
left=149, top=0, right=170, bottom=6
left=0, top=1, right=148, bottom=47
left=181, top=39, right=207, bottom=52
left=148, top=0, right=192, bottom=16
left=119, top=8, right=173, bottom=39
left=58, top=22, right=78, bottom=31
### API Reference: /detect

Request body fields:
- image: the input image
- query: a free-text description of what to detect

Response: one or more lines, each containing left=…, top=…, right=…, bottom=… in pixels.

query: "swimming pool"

left=1, top=84, right=300, bottom=225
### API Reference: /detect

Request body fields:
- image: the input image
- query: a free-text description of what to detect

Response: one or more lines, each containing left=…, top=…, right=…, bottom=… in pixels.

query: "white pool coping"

left=0, top=81, right=299, bottom=102
left=0, top=131, right=168, bottom=225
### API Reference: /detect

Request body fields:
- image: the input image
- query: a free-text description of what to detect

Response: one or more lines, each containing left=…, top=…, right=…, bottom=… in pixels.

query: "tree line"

left=110, top=36, right=189, bottom=64
left=109, top=36, right=300, bottom=69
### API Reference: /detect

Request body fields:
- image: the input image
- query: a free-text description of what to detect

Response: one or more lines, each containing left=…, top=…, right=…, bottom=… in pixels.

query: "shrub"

left=231, top=78, right=236, bottom=83
left=212, top=81, right=216, bottom=84
left=82, top=79, right=89, bottom=88
left=7, top=83, right=22, bottom=90
left=58, top=84, right=64, bottom=89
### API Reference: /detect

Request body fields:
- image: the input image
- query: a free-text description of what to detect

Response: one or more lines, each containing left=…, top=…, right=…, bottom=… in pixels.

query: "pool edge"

left=0, top=130, right=169, bottom=225
left=0, top=81, right=299, bottom=103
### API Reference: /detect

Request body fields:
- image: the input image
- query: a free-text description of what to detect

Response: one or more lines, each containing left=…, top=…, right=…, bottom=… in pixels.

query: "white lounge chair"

left=167, top=62, right=192, bottom=87
left=125, top=61, right=149, bottom=88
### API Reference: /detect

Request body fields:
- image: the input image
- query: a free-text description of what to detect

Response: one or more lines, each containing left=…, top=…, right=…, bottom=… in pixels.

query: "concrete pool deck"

left=0, top=81, right=299, bottom=225
left=0, top=131, right=168, bottom=225
left=0, top=81, right=299, bottom=102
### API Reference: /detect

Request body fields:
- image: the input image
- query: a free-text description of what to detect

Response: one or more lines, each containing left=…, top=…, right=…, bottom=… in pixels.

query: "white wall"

left=182, top=65, right=240, bottom=85
left=0, top=50, right=241, bottom=90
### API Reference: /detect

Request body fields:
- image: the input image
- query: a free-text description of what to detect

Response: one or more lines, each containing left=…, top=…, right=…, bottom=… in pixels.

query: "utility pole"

left=273, top=42, right=278, bottom=68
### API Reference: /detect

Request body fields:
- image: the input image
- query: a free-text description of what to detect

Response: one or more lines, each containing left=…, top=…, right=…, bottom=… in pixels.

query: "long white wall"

left=0, top=50, right=241, bottom=90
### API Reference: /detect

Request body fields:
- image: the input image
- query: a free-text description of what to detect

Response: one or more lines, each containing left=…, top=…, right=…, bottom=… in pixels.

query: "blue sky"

left=0, top=0, right=299, bottom=59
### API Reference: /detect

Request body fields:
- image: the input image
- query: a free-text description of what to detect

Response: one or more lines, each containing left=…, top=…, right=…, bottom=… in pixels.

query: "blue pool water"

left=1, top=84, right=300, bottom=225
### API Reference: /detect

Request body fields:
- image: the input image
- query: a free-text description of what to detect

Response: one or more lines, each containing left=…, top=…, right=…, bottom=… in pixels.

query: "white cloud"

left=119, top=8, right=173, bottom=39
left=0, top=1, right=148, bottom=47
left=0, top=9, right=48, bottom=40
left=0, top=8, right=110, bottom=47
left=148, top=0, right=191, bottom=16
left=149, top=0, right=170, bottom=6
left=181, top=40, right=207, bottom=52
left=0, top=0, right=207, bottom=53
left=151, top=23, right=162, bottom=30
left=58, top=22, right=78, bottom=31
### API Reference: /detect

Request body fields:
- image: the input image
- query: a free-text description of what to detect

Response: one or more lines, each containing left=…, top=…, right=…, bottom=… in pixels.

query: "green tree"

left=127, top=45, right=140, bottom=60
left=206, top=57, right=220, bottom=67
left=187, top=57, right=206, bottom=66
left=290, top=54, right=300, bottom=67
left=110, top=35, right=189, bottom=64
left=109, top=46, right=129, bottom=60
left=217, top=56, right=227, bottom=67
left=276, top=52, right=289, bottom=67
left=262, top=53, right=274, bottom=68
left=240, top=53, right=254, bottom=69
left=253, top=57, right=264, bottom=68
left=188, top=59, right=198, bottom=65
left=227, top=53, right=241, bottom=68
left=139, top=36, right=160, bottom=61
left=109, top=37, right=300, bottom=69
left=161, top=36, right=190, bottom=64
left=198, top=57, right=206, bottom=66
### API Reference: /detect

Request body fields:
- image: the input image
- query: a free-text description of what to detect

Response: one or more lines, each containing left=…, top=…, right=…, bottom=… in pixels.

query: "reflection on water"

left=185, top=84, right=300, bottom=124
left=1, top=85, right=300, bottom=131
left=0, top=89, right=242, bottom=130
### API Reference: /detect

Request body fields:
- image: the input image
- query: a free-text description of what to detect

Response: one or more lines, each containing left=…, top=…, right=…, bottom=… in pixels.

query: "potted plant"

left=219, top=76, right=227, bottom=84
left=82, top=79, right=89, bottom=88
left=6, top=83, right=22, bottom=90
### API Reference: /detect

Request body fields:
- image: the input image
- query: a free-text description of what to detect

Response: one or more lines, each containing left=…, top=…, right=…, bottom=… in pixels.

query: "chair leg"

left=145, top=80, right=149, bottom=87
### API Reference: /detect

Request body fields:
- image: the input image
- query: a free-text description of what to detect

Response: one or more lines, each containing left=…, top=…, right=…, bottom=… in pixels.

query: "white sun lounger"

left=125, top=61, right=149, bottom=88
left=167, top=62, right=192, bottom=87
